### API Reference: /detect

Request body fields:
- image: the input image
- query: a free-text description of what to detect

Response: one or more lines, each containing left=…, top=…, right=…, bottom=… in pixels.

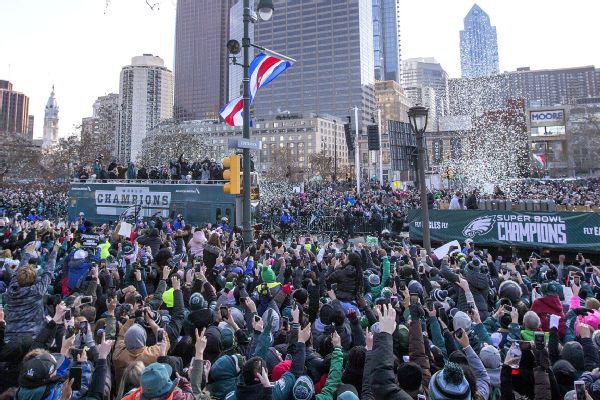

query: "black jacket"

left=327, top=263, right=359, bottom=302
left=370, top=333, right=413, bottom=400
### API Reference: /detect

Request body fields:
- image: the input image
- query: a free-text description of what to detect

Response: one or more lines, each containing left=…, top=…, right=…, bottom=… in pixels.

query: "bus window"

left=225, top=208, right=232, bottom=224
left=215, top=208, right=222, bottom=223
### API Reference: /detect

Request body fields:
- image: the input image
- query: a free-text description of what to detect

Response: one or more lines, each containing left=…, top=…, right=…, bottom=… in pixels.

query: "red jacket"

left=531, top=295, right=566, bottom=338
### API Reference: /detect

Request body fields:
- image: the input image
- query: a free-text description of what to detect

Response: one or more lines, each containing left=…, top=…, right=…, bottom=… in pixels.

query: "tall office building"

left=27, top=115, right=34, bottom=140
left=0, top=80, right=30, bottom=135
left=372, top=0, right=401, bottom=82
left=228, top=0, right=254, bottom=101
left=82, top=93, right=120, bottom=158
left=42, top=86, right=59, bottom=149
left=117, top=55, right=173, bottom=162
left=402, top=57, right=449, bottom=119
left=449, top=65, right=600, bottom=116
left=174, top=0, right=232, bottom=121
left=459, top=4, right=499, bottom=77
left=252, top=0, right=376, bottom=130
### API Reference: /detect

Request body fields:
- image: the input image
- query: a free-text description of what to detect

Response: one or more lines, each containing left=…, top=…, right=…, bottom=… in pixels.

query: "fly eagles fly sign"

left=408, top=210, right=600, bottom=251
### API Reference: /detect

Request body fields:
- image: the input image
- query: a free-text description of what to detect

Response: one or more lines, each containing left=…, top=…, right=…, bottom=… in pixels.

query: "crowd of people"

left=0, top=186, right=69, bottom=222
left=0, top=206, right=599, bottom=400
left=72, top=155, right=230, bottom=184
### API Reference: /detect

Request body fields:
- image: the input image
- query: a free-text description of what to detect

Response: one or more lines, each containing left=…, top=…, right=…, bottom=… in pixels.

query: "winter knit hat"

left=397, top=362, right=423, bottom=392
left=428, top=362, right=471, bottom=400
left=336, top=384, right=360, bottom=400
left=479, top=345, right=502, bottom=369
left=452, top=311, right=472, bottom=332
left=293, top=375, right=315, bottom=400
left=408, top=280, right=424, bottom=297
left=261, top=264, right=276, bottom=283
left=189, top=292, right=207, bottom=311
left=561, top=341, right=585, bottom=371
left=368, top=274, right=380, bottom=286
left=431, top=289, right=448, bottom=302
left=162, top=288, right=174, bottom=308
left=124, top=323, right=147, bottom=350
left=187, top=309, right=214, bottom=330
left=73, top=249, right=87, bottom=260
left=541, top=282, right=561, bottom=296
left=498, top=280, right=522, bottom=303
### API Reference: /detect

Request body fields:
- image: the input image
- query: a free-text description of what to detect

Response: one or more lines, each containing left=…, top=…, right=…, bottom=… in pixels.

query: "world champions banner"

left=408, top=210, right=600, bottom=251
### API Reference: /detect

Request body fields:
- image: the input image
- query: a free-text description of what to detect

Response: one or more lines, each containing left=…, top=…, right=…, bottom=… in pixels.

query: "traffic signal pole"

left=242, top=0, right=252, bottom=243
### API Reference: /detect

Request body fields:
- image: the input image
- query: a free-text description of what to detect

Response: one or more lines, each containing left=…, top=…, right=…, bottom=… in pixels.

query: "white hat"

left=74, top=250, right=88, bottom=260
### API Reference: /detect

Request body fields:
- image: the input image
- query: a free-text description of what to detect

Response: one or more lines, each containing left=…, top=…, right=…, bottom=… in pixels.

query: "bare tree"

left=0, top=132, right=43, bottom=181
left=569, top=109, right=600, bottom=175
left=266, top=147, right=298, bottom=182
left=138, top=124, right=222, bottom=167
left=307, top=150, right=333, bottom=180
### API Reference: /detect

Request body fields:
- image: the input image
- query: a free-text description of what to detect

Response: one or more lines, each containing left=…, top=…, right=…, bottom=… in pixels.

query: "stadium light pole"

left=408, top=105, right=431, bottom=253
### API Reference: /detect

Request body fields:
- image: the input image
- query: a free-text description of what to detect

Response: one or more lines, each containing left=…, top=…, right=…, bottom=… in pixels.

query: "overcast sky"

left=2, top=0, right=599, bottom=139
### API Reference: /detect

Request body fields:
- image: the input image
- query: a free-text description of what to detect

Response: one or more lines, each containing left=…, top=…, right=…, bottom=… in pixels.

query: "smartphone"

left=420, top=249, right=427, bottom=257
left=220, top=306, right=229, bottom=319
left=455, top=328, right=464, bottom=339
left=69, top=367, right=82, bottom=391
left=575, top=381, right=586, bottom=400
left=574, top=275, right=581, bottom=285
left=425, top=298, right=434, bottom=311
left=409, top=293, right=419, bottom=305
left=586, top=266, right=594, bottom=273
left=80, top=296, right=93, bottom=305
left=65, top=308, right=72, bottom=321
left=254, top=315, right=261, bottom=323
left=135, top=294, right=143, bottom=304
left=398, top=279, right=406, bottom=291
left=79, top=321, right=88, bottom=335
left=417, top=395, right=426, bottom=400
left=157, top=328, right=164, bottom=343
left=281, top=317, right=289, bottom=330
left=534, top=331, right=545, bottom=350
left=504, top=305, right=513, bottom=313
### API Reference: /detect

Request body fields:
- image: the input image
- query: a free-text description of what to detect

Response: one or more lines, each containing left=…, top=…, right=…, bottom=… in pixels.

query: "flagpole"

left=242, top=0, right=252, bottom=243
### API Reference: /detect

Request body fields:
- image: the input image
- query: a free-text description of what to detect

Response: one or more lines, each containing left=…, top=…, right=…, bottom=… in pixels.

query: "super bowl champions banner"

left=408, top=210, right=600, bottom=251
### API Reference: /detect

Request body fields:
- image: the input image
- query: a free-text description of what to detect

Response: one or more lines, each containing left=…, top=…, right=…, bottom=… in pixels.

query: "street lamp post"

left=408, top=105, right=431, bottom=253
left=239, top=0, right=274, bottom=244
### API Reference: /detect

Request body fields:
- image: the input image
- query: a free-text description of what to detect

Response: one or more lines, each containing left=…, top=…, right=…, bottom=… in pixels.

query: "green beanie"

left=162, top=288, right=174, bottom=308
left=261, top=264, right=276, bottom=283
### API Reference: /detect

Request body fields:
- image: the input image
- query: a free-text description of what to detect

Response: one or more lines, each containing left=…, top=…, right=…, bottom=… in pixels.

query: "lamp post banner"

left=408, top=209, right=600, bottom=251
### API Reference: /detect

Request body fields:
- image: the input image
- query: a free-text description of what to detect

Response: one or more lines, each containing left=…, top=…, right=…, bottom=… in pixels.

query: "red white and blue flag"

left=533, top=153, right=545, bottom=167
left=220, top=52, right=292, bottom=126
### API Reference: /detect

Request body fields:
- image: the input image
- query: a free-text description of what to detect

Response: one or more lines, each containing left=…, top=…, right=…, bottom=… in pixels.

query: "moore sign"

left=530, top=110, right=564, bottom=125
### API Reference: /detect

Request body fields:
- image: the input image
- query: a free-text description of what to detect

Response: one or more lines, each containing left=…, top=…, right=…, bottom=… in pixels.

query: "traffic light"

left=222, top=154, right=241, bottom=194
left=447, top=166, right=455, bottom=181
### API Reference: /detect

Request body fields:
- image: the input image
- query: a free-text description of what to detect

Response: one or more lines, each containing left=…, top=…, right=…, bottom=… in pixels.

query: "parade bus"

left=68, top=173, right=260, bottom=227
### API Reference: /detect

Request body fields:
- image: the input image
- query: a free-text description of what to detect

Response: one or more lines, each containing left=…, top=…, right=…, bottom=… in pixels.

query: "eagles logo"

left=462, top=216, right=496, bottom=238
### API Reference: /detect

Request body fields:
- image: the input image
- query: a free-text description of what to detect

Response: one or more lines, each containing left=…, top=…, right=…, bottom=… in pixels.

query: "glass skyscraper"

left=174, top=0, right=232, bottom=121
left=372, top=0, right=401, bottom=82
left=459, top=4, right=499, bottom=78
left=252, top=0, right=376, bottom=130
